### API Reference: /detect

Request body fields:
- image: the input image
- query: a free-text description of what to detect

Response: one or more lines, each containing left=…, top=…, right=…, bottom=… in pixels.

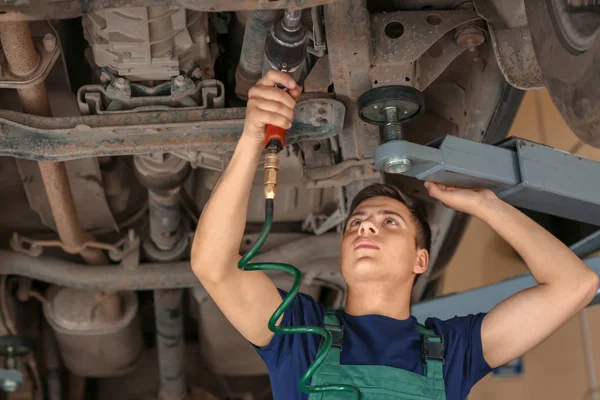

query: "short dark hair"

left=344, top=183, right=431, bottom=253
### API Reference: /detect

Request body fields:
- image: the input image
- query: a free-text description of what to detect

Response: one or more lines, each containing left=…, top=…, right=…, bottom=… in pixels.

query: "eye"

left=349, top=219, right=362, bottom=226
left=384, top=218, right=399, bottom=226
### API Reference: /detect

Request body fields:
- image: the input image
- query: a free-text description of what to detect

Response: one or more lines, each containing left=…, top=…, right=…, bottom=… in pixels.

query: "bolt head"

left=384, top=158, right=412, bottom=174
left=455, top=26, right=485, bottom=50
left=2, top=380, right=17, bottom=392
left=117, top=77, right=125, bottom=85
left=123, top=52, right=131, bottom=59
left=42, top=33, right=57, bottom=52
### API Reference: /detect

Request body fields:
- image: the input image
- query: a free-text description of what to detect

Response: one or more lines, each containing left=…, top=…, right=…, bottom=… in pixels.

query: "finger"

left=251, top=108, right=293, bottom=130
left=425, top=182, right=447, bottom=200
left=289, top=86, right=303, bottom=99
left=254, top=99, right=295, bottom=122
left=257, top=70, right=297, bottom=90
left=248, top=86, right=296, bottom=110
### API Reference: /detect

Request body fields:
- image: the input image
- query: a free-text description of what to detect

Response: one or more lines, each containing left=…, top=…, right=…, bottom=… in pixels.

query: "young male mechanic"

left=191, top=70, right=600, bottom=400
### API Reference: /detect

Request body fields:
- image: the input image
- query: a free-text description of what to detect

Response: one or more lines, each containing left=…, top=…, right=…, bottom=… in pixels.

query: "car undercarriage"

left=0, top=0, right=598, bottom=399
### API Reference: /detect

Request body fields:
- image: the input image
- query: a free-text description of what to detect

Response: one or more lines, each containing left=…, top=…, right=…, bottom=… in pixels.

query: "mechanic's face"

left=340, top=197, right=429, bottom=286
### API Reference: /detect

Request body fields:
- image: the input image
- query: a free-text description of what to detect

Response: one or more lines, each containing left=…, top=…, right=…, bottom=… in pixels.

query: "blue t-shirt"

left=255, top=289, right=492, bottom=400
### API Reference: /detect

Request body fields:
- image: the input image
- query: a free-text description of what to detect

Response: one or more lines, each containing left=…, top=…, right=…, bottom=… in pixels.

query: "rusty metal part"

left=371, top=10, right=481, bottom=65
left=1, top=21, right=124, bottom=339
left=0, top=234, right=345, bottom=291
left=0, top=98, right=345, bottom=162
left=16, top=158, right=119, bottom=232
left=0, top=0, right=335, bottom=21
left=263, top=151, right=279, bottom=199
left=43, top=287, right=143, bottom=377
left=235, top=9, right=278, bottom=100
left=154, top=289, right=187, bottom=400
left=368, top=10, right=483, bottom=90
left=0, top=21, right=40, bottom=76
left=37, top=162, right=109, bottom=265
left=10, top=230, right=139, bottom=264
left=0, top=23, right=60, bottom=89
left=324, top=0, right=382, bottom=202
left=474, top=0, right=544, bottom=89
left=0, top=21, right=109, bottom=264
left=416, top=33, right=467, bottom=91
left=303, top=55, right=331, bottom=92
left=303, top=158, right=379, bottom=189
left=455, top=23, right=486, bottom=50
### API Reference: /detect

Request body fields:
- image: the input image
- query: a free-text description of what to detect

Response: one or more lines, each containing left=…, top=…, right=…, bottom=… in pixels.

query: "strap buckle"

left=422, top=334, right=445, bottom=364
left=324, top=323, right=344, bottom=349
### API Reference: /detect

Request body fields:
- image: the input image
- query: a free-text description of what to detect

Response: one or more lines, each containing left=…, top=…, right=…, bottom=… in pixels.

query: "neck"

left=344, top=278, right=413, bottom=320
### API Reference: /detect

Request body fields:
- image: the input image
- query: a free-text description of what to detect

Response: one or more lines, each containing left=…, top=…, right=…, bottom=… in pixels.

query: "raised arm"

left=191, top=70, right=301, bottom=347
left=425, top=182, right=599, bottom=368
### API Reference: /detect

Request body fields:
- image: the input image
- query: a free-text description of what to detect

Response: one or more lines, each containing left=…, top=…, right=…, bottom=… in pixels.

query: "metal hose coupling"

left=263, top=150, right=280, bottom=200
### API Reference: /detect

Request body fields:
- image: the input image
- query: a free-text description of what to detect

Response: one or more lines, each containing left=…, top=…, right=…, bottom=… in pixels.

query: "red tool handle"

left=265, top=124, right=287, bottom=148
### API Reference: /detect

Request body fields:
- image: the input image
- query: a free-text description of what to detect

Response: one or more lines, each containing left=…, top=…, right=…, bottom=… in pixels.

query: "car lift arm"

left=374, top=136, right=600, bottom=226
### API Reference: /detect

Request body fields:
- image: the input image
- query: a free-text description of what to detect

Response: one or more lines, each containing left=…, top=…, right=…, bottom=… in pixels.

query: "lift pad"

left=374, top=136, right=600, bottom=226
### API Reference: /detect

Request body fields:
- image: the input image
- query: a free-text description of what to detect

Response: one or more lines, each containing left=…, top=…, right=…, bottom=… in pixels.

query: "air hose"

left=237, top=197, right=363, bottom=399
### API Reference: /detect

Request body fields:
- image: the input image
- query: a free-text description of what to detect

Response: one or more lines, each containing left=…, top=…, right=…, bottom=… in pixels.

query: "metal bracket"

left=369, top=10, right=482, bottom=90
left=302, top=188, right=348, bottom=235
left=371, top=10, right=481, bottom=65
left=374, top=136, right=600, bottom=225
left=10, top=229, right=140, bottom=266
left=0, top=24, right=60, bottom=89
left=303, top=158, right=380, bottom=189
left=78, top=77, right=226, bottom=115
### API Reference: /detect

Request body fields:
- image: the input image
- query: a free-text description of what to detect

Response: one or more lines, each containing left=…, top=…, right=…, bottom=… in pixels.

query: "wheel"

left=525, top=0, right=600, bottom=147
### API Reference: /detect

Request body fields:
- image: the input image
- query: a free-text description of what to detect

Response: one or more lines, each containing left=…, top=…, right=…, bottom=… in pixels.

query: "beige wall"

left=439, top=90, right=600, bottom=399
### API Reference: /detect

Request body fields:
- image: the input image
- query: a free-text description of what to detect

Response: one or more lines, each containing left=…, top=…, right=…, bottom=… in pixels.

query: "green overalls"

left=308, top=310, right=447, bottom=400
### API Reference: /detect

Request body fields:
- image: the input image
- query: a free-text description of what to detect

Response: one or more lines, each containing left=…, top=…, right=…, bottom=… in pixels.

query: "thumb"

left=425, top=182, right=455, bottom=202
left=424, top=182, right=442, bottom=197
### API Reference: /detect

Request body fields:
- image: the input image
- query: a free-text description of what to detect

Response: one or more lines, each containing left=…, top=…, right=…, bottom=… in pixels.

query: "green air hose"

left=238, top=198, right=363, bottom=399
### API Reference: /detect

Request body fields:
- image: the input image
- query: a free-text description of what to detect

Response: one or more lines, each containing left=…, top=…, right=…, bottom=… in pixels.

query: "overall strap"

left=321, top=309, right=344, bottom=364
left=417, top=324, right=445, bottom=380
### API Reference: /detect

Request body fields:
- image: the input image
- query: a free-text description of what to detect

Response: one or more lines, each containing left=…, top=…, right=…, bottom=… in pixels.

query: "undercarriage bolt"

left=43, top=33, right=56, bottom=52
left=175, top=75, right=185, bottom=85
left=382, top=106, right=404, bottom=142
left=382, top=107, right=411, bottom=173
left=455, top=24, right=485, bottom=51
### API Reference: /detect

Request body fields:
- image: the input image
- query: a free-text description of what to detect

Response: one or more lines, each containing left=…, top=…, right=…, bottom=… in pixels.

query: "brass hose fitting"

left=264, top=150, right=280, bottom=200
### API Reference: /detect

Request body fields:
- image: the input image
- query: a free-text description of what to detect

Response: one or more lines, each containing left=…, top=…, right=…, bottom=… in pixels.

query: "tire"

left=525, top=0, right=600, bottom=148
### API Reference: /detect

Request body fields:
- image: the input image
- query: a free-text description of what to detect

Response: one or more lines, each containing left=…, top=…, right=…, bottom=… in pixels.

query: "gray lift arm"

left=374, top=136, right=600, bottom=226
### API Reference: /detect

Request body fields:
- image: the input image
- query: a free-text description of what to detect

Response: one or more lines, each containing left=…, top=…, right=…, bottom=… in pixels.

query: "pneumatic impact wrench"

left=262, top=8, right=307, bottom=200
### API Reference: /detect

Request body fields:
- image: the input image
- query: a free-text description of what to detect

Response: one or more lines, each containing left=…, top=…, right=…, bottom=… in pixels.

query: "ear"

left=412, top=248, right=429, bottom=275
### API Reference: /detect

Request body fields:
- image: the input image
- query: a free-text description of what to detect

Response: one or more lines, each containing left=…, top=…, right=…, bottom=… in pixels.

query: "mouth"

left=353, top=239, right=380, bottom=250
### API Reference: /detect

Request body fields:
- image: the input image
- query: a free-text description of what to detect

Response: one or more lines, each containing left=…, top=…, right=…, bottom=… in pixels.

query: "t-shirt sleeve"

left=254, top=288, right=325, bottom=371
left=425, top=313, right=492, bottom=399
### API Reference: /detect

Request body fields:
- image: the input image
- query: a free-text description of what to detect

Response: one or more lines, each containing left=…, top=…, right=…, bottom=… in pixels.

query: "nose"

left=358, top=219, right=378, bottom=236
